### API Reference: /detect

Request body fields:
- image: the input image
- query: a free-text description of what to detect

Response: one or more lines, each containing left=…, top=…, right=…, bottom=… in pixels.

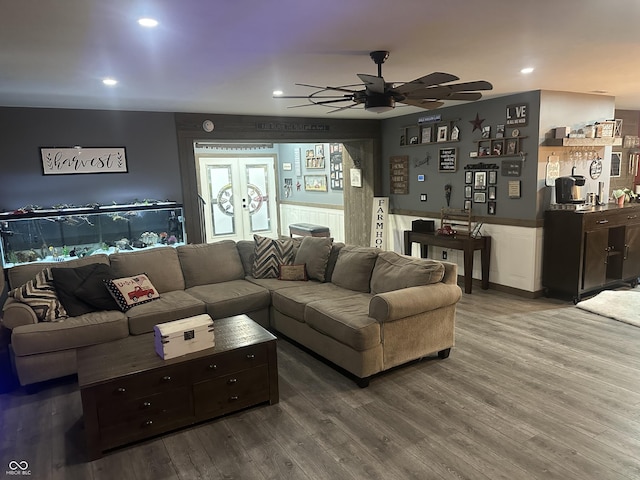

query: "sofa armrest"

left=441, top=261, right=458, bottom=285
left=369, top=283, right=462, bottom=323
left=1, top=298, right=39, bottom=330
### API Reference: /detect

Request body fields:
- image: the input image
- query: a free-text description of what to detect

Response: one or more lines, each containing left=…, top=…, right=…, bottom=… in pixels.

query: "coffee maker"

left=555, top=167, right=586, bottom=204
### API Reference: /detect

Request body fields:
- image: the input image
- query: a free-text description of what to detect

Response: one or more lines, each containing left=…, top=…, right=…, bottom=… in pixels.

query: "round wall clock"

left=589, top=159, right=603, bottom=179
left=202, top=119, right=214, bottom=132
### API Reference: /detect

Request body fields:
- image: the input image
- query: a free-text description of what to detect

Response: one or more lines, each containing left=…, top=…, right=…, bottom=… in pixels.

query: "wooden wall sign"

left=501, top=159, right=523, bottom=177
left=390, top=155, right=409, bottom=194
left=506, top=103, right=528, bottom=126
left=40, top=147, right=127, bottom=175
left=438, top=147, right=457, bottom=173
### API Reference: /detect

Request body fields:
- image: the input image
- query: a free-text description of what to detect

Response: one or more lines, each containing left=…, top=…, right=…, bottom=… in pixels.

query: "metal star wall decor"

left=469, top=113, right=485, bottom=132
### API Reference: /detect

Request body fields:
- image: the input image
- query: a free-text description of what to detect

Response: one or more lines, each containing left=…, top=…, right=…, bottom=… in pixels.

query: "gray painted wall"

left=0, top=107, right=182, bottom=211
left=381, top=91, right=541, bottom=221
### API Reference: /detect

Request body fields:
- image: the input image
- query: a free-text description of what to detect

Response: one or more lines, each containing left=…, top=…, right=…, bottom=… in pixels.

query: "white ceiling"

left=2, top=0, right=639, bottom=119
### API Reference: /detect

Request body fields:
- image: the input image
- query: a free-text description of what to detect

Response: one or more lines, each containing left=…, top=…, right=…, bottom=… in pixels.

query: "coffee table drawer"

left=190, top=343, right=268, bottom=382
left=91, top=364, right=189, bottom=401
left=97, top=386, right=192, bottom=429
left=193, top=364, right=270, bottom=419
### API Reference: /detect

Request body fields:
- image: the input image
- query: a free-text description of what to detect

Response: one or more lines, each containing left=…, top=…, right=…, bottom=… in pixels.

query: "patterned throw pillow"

left=279, top=264, right=308, bottom=281
left=252, top=235, right=295, bottom=279
left=104, top=274, right=160, bottom=311
left=9, top=268, right=68, bottom=322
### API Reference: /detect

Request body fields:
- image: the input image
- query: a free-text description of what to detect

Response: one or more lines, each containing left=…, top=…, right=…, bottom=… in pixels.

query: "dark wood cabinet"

left=543, top=204, right=640, bottom=302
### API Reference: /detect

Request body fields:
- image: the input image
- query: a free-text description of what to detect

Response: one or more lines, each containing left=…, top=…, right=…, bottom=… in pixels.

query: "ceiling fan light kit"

left=276, top=51, right=493, bottom=114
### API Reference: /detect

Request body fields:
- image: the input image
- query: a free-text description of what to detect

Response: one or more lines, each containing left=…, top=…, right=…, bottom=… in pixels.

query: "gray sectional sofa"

left=1, top=236, right=462, bottom=388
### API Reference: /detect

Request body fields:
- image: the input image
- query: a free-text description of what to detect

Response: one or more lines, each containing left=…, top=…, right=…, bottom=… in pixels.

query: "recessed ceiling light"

left=102, top=78, right=118, bottom=86
left=520, top=67, right=534, bottom=74
left=138, top=18, right=159, bottom=28
left=273, top=90, right=284, bottom=96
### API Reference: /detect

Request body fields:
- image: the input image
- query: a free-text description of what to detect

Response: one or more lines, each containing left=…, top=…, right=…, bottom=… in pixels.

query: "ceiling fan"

left=275, top=50, right=493, bottom=113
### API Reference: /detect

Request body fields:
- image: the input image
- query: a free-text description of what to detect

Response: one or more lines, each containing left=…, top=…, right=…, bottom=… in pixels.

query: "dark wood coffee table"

left=77, top=314, right=278, bottom=460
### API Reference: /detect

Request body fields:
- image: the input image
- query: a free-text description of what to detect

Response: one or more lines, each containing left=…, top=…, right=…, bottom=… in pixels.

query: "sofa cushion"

left=294, top=236, right=332, bottom=282
left=236, top=240, right=255, bottom=276
left=370, top=251, right=445, bottom=295
left=272, top=282, right=355, bottom=321
left=9, top=268, right=68, bottom=322
left=109, top=247, right=185, bottom=293
left=331, top=246, right=379, bottom=293
left=252, top=235, right=295, bottom=279
left=10, top=310, right=128, bottom=356
left=186, top=279, right=271, bottom=319
left=105, top=274, right=160, bottom=311
left=305, top=295, right=380, bottom=351
left=126, top=290, right=206, bottom=335
left=7, top=254, right=110, bottom=290
left=178, top=241, right=245, bottom=288
left=51, top=263, right=119, bottom=316
left=245, top=276, right=311, bottom=292
left=325, top=242, right=344, bottom=283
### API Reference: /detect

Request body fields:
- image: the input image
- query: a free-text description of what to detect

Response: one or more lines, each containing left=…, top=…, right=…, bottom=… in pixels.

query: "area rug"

left=576, top=288, right=640, bottom=327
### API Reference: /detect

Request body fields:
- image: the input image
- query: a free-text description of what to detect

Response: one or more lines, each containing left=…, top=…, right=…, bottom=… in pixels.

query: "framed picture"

left=488, top=186, right=497, bottom=200
left=306, top=156, right=325, bottom=169
left=488, top=201, right=497, bottom=215
left=478, top=142, right=491, bottom=157
left=421, top=126, right=432, bottom=143
left=481, top=126, right=491, bottom=138
left=450, top=125, right=460, bottom=141
left=304, top=175, right=328, bottom=192
left=496, top=124, right=505, bottom=138
left=437, top=125, right=448, bottom=142
left=610, top=152, right=622, bottom=177
left=491, top=140, right=504, bottom=156
left=314, top=144, right=324, bottom=157
left=465, top=171, right=473, bottom=184
left=505, top=138, right=518, bottom=155
left=409, top=136, right=419, bottom=145
left=473, top=191, right=486, bottom=203
left=488, top=170, right=497, bottom=185
left=465, top=185, right=472, bottom=198
left=464, top=199, right=472, bottom=211
left=474, top=171, right=487, bottom=190
left=282, top=162, right=292, bottom=171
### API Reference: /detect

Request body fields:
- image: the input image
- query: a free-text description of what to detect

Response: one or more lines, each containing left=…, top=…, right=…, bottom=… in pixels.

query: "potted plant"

left=612, top=188, right=637, bottom=205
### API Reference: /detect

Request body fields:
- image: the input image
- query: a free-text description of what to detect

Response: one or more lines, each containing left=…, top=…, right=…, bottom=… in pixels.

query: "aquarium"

left=0, top=203, right=186, bottom=268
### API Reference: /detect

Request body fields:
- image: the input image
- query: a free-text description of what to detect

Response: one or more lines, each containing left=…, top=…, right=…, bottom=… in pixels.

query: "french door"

left=198, top=155, right=278, bottom=243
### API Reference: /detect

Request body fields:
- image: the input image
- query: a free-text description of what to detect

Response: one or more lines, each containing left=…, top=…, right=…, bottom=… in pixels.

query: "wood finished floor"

left=1, top=288, right=640, bottom=480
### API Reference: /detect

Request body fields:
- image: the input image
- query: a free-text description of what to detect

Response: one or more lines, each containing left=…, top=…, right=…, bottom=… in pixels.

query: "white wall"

left=279, top=203, right=345, bottom=242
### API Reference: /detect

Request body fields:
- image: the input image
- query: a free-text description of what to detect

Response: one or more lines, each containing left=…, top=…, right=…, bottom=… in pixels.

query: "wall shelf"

left=544, top=137, right=622, bottom=147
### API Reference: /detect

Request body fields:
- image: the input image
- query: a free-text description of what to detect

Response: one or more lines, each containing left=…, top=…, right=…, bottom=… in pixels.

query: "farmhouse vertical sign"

left=40, top=147, right=128, bottom=175
left=370, top=197, right=389, bottom=250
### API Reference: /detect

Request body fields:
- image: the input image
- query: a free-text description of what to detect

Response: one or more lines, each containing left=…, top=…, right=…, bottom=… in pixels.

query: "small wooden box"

left=154, top=314, right=214, bottom=360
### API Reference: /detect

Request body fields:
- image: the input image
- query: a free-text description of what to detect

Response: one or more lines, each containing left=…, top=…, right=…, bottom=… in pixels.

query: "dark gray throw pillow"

left=52, top=263, right=119, bottom=316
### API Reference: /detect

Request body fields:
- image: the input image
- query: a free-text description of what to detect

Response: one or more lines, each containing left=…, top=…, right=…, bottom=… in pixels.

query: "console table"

left=404, top=230, right=491, bottom=294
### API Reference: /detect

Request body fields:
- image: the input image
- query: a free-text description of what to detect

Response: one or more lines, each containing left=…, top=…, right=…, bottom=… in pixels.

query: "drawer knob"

left=228, top=378, right=237, bottom=384
left=246, top=354, right=255, bottom=359
left=116, top=387, right=126, bottom=393
left=161, top=375, right=172, bottom=382
left=143, top=420, right=153, bottom=427
left=142, top=401, right=152, bottom=408
left=208, top=364, right=217, bottom=370
left=230, top=395, right=239, bottom=401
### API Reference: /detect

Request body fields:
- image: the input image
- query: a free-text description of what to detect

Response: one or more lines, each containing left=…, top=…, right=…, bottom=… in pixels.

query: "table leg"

left=403, top=231, right=411, bottom=255
left=463, top=247, right=473, bottom=294
left=481, top=237, right=491, bottom=290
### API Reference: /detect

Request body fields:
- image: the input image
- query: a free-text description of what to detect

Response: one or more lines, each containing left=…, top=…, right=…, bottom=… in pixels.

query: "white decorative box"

left=154, top=314, right=214, bottom=360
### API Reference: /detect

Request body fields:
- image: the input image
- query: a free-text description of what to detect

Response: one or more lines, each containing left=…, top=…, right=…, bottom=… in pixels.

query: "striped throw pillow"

left=252, top=235, right=294, bottom=279
left=9, top=268, right=68, bottom=322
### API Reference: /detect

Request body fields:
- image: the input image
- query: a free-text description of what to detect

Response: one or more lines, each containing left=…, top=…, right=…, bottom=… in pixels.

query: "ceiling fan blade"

left=399, top=98, right=445, bottom=109
left=276, top=95, right=352, bottom=99
left=445, top=80, right=493, bottom=92
left=326, top=103, right=361, bottom=113
left=394, top=72, right=460, bottom=94
left=441, top=92, right=484, bottom=101
left=295, top=83, right=358, bottom=94
left=404, top=81, right=493, bottom=100
left=357, top=74, right=385, bottom=94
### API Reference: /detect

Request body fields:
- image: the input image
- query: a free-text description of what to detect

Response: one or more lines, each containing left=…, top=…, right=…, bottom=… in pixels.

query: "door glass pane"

left=208, top=165, right=235, bottom=236
left=245, top=164, right=271, bottom=233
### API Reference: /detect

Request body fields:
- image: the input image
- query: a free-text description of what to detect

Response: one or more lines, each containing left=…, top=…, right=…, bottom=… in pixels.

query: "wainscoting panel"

left=279, top=203, right=345, bottom=243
